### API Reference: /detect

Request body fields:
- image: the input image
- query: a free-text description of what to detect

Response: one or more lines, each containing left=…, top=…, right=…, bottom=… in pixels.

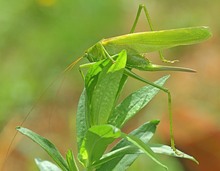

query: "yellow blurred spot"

left=37, top=0, right=56, bottom=7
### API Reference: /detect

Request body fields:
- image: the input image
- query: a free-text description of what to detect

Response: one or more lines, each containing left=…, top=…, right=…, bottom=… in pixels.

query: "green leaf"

left=89, top=50, right=127, bottom=125
left=97, top=120, right=159, bottom=171
left=84, top=59, right=110, bottom=128
left=96, top=144, right=198, bottom=170
left=113, top=120, right=160, bottom=149
left=17, top=127, right=68, bottom=171
left=92, top=146, right=138, bottom=169
left=84, top=59, right=109, bottom=110
left=149, top=144, right=199, bottom=164
left=80, top=122, right=167, bottom=170
left=76, top=89, right=88, bottom=150
left=121, top=133, right=168, bottom=170
left=97, top=121, right=198, bottom=170
left=78, top=124, right=121, bottom=168
left=66, top=150, right=79, bottom=171
left=35, top=158, right=62, bottom=171
left=109, top=75, right=169, bottom=127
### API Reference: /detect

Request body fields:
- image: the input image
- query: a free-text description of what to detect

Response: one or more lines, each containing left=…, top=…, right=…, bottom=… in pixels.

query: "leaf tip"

left=164, top=74, right=170, bottom=79
left=151, top=120, right=160, bottom=125
left=16, top=126, right=21, bottom=130
left=193, top=158, right=199, bottom=165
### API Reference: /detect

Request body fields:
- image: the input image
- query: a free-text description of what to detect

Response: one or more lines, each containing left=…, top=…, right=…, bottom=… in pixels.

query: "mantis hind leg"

left=130, top=4, right=178, bottom=63
left=124, top=68, right=178, bottom=153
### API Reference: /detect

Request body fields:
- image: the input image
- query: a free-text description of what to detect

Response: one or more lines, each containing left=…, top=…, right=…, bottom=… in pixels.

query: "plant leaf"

left=76, top=50, right=128, bottom=160
left=89, top=50, right=127, bottom=125
left=35, top=158, right=62, bottom=171
left=92, top=145, right=138, bottom=169
left=96, top=120, right=159, bottom=171
left=78, top=124, right=121, bottom=168
left=84, top=59, right=109, bottom=112
left=17, top=127, right=68, bottom=171
left=149, top=144, right=199, bottom=164
left=113, top=120, right=160, bottom=149
left=96, top=144, right=198, bottom=170
left=76, top=89, right=88, bottom=150
left=121, top=133, right=168, bottom=170
left=97, top=121, right=198, bottom=170
left=66, top=150, right=79, bottom=171
left=109, top=75, right=170, bottom=127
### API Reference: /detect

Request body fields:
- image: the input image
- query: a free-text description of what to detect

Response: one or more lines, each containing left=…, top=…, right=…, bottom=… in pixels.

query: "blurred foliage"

left=0, top=0, right=220, bottom=171
left=0, top=0, right=124, bottom=124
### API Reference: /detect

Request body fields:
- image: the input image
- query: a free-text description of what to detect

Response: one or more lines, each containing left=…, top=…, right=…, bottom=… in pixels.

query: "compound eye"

left=84, top=52, right=88, bottom=58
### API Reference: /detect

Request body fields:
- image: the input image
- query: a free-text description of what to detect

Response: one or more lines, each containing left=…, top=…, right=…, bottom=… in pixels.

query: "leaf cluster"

left=17, top=50, right=197, bottom=171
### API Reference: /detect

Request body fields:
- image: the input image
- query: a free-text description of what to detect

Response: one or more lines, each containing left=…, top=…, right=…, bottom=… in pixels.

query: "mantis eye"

left=84, top=52, right=88, bottom=58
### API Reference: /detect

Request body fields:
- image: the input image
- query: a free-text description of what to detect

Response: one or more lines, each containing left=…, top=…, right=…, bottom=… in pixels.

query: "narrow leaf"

left=113, top=120, right=160, bottom=149
left=35, top=158, right=62, bottom=171
left=17, top=127, right=68, bottom=171
left=92, top=146, right=138, bottom=169
left=78, top=124, right=121, bottom=168
left=149, top=144, right=199, bottom=164
left=109, top=75, right=169, bottom=127
left=121, top=133, right=168, bottom=170
left=66, top=150, right=79, bottom=171
left=96, top=144, right=198, bottom=170
left=97, top=121, right=159, bottom=171
left=89, top=50, right=127, bottom=125
left=84, top=59, right=110, bottom=128
left=84, top=59, right=109, bottom=109
left=76, top=89, right=88, bottom=150
left=97, top=121, right=198, bottom=170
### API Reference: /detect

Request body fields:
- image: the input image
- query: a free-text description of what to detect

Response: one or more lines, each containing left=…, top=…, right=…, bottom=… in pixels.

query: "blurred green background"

left=0, top=0, right=219, bottom=170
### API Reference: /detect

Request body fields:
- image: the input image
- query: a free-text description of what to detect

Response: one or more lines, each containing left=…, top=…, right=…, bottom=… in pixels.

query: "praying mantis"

left=3, top=4, right=212, bottom=169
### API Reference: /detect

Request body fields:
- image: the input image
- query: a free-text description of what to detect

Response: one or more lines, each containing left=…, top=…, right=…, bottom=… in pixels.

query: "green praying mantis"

left=64, top=4, right=211, bottom=153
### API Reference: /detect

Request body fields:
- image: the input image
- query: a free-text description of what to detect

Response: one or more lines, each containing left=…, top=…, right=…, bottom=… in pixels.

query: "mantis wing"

left=102, top=26, right=212, bottom=54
